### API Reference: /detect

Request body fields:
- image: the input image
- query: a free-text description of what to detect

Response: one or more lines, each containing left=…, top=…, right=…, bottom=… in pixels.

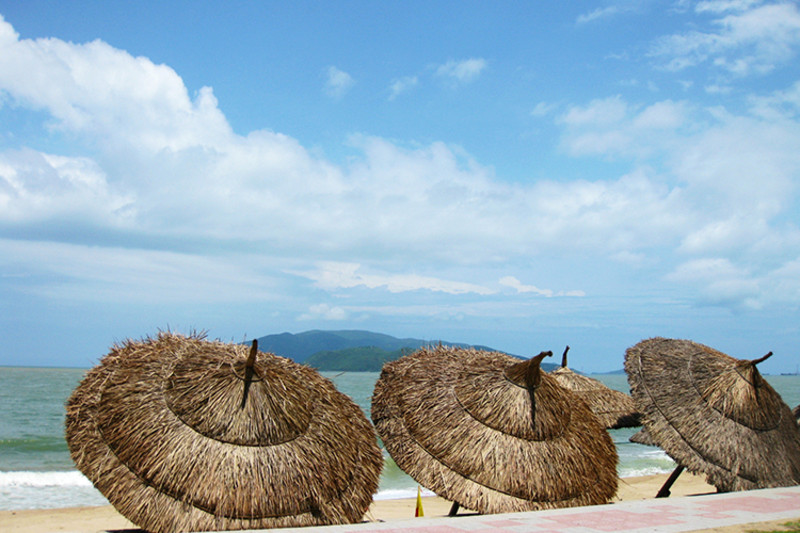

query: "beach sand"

left=1, top=472, right=797, bottom=533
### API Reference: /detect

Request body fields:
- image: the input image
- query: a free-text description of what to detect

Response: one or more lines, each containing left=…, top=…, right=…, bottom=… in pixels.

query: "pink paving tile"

left=693, top=510, right=736, bottom=520
left=482, top=519, right=531, bottom=528
left=649, top=505, right=683, bottom=512
left=698, top=494, right=800, bottom=514
left=542, top=509, right=684, bottom=531
left=376, top=526, right=465, bottom=533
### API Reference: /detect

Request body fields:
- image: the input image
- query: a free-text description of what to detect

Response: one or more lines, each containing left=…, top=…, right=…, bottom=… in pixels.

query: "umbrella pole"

left=240, top=340, right=258, bottom=409
left=655, top=465, right=684, bottom=498
left=448, top=502, right=460, bottom=516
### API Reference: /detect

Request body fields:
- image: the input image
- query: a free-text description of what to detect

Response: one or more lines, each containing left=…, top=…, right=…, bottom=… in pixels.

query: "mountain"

left=594, top=368, right=626, bottom=375
left=249, top=330, right=449, bottom=362
left=247, top=329, right=559, bottom=372
left=304, top=346, right=408, bottom=372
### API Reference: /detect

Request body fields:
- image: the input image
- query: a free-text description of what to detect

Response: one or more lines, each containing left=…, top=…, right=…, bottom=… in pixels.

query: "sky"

left=1, top=1, right=800, bottom=372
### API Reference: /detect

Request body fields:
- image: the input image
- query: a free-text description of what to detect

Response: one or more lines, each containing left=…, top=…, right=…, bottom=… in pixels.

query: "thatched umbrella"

left=625, top=337, right=800, bottom=495
left=66, top=332, right=382, bottom=533
left=550, top=346, right=641, bottom=429
left=371, top=345, right=618, bottom=515
left=629, top=427, right=656, bottom=446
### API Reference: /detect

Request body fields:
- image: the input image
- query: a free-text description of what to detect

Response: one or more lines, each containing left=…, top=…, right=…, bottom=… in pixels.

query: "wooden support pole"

left=655, top=465, right=685, bottom=498
left=240, top=340, right=258, bottom=409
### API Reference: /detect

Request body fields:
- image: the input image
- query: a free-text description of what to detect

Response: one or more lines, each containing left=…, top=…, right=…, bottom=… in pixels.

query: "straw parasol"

left=371, top=345, right=618, bottom=515
left=66, top=332, right=382, bottom=533
left=629, top=427, right=656, bottom=446
left=550, top=346, right=641, bottom=429
left=625, top=337, right=800, bottom=494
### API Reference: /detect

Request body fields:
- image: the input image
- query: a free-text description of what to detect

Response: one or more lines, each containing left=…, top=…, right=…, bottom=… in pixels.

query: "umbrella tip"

left=506, top=350, right=552, bottom=389
left=749, top=351, right=773, bottom=366
left=240, top=340, right=259, bottom=410
left=561, top=345, right=570, bottom=368
left=246, top=340, right=258, bottom=369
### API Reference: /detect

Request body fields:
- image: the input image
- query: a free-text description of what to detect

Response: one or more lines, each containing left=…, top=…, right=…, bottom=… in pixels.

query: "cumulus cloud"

left=531, top=101, right=558, bottom=117
left=667, top=258, right=762, bottom=308
left=650, top=2, right=800, bottom=76
left=388, top=75, right=418, bottom=100
left=576, top=6, right=621, bottom=25
left=1, top=15, right=800, bottom=313
left=499, top=276, right=585, bottom=297
left=695, top=0, right=764, bottom=14
left=0, top=238, right=278, bottom=303
left=323, top=66, right=355, bottom=98
left=299, top=303, right=349, bottom=321
left=748, top=79, right=800, bottom=118
left=435, top=58, right=487, bottom=83
left=0, top=19, right=230, bottom=152
left=0, top=149, right=134, bottom=226
left=559, top=96, right=690, bottom=159
left=293, top=262, right=495, bottom=295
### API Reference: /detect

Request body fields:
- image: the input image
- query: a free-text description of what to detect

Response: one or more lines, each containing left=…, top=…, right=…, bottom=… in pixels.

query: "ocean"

left=2, top=367, right=799, bottom=511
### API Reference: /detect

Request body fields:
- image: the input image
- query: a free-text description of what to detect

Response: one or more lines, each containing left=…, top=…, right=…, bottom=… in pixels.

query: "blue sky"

left=2, top=1, right=800, bottom=372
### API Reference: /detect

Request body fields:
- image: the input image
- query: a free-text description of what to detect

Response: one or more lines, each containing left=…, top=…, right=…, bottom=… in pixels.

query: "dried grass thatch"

left=65, top=332, right=382, bottom=533
left=629, top=428, right=656, bottom=446
left=371, top=345, right=618, bottom=515
left=550, top=346, right=641, bottom=429
left=625, top=337, right=800, bottom=492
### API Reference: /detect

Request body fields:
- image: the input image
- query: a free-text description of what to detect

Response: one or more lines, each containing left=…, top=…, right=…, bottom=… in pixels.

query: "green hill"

left=248, top=329, right=502, bottom=363
left=246, top=329, right=559, bottom=372
left=305, top=346, right=411, bottom=372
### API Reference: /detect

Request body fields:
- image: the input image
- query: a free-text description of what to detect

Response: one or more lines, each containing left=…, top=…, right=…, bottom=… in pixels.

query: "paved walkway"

left=256, top=486, right=800, bottom=533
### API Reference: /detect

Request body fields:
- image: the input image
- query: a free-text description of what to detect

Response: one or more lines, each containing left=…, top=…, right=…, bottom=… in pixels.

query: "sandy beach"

left=2, top=472, right=799, bottom=533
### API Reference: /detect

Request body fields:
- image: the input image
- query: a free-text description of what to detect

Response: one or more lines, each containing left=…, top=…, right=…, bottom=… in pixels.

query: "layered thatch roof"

left=371, top=345, right=618, bottom=515
left=629, top=428, right=656, bottom=446
left=66, top=332, right=382, bottom=533
left=550, top=346, right=640, bottom=429
left=625, top=337, right=800, bottom=492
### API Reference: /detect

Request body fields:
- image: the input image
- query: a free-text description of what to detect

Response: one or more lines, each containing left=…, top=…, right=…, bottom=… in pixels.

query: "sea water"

left=2, top=367, right=799, bottom=510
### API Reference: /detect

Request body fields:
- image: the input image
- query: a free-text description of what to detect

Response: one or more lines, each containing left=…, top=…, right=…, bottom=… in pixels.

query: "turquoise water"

left=1, top=367, right=799, bottom=510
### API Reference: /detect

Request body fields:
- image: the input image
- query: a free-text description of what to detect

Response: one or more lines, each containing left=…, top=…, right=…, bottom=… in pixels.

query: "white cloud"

left=560, top=96, right=629, bottom=127
left=299, top=303, right=349, bottom=321
left=531, top=101, right=558, bottom=117
left=435, top=58, right=487, bottom=83
left=748, top=79, right=800, bottom=118
left=499, top=276, right=585, bottom=297
left=667, top=257, right=762, bottom=308
left=324, top=66, right=355, bottom=98
left=559, top=97, right=689, bottom=158
left=0, top=149, right=134, bottom=225
left=650, top=2, right=800, bottom=76
left=293, top=262, right=495, bottom=295
left=695, top=0, right=764, bottom=14
left=0, top=238, right=278, bottom=303
left=576, top=6, right=621, bottom=25
left=0, top=19, right=231, bottom=152
left=2, top=16, right=800, bottom=314
left=388, top=75, right=418, bottom=100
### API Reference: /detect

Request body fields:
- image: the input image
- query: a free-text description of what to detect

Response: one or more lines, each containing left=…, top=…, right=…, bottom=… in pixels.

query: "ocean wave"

left=619, top=466, right=675, bottom=478
left=374, top=487, right=435, bottom=501
left=0, top=470, right=92, bottom=488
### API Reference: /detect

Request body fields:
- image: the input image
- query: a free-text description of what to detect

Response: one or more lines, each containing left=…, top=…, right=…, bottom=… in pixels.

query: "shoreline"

left=2, top=472, right=799, bottom=533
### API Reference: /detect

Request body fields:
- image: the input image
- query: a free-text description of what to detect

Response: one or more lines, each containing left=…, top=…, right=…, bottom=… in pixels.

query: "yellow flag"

left=415, top=485, right=424, bottom=517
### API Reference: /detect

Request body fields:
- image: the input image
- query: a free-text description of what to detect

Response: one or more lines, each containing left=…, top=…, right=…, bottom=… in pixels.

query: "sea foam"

left=0, top=470, right=92, bottom=488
